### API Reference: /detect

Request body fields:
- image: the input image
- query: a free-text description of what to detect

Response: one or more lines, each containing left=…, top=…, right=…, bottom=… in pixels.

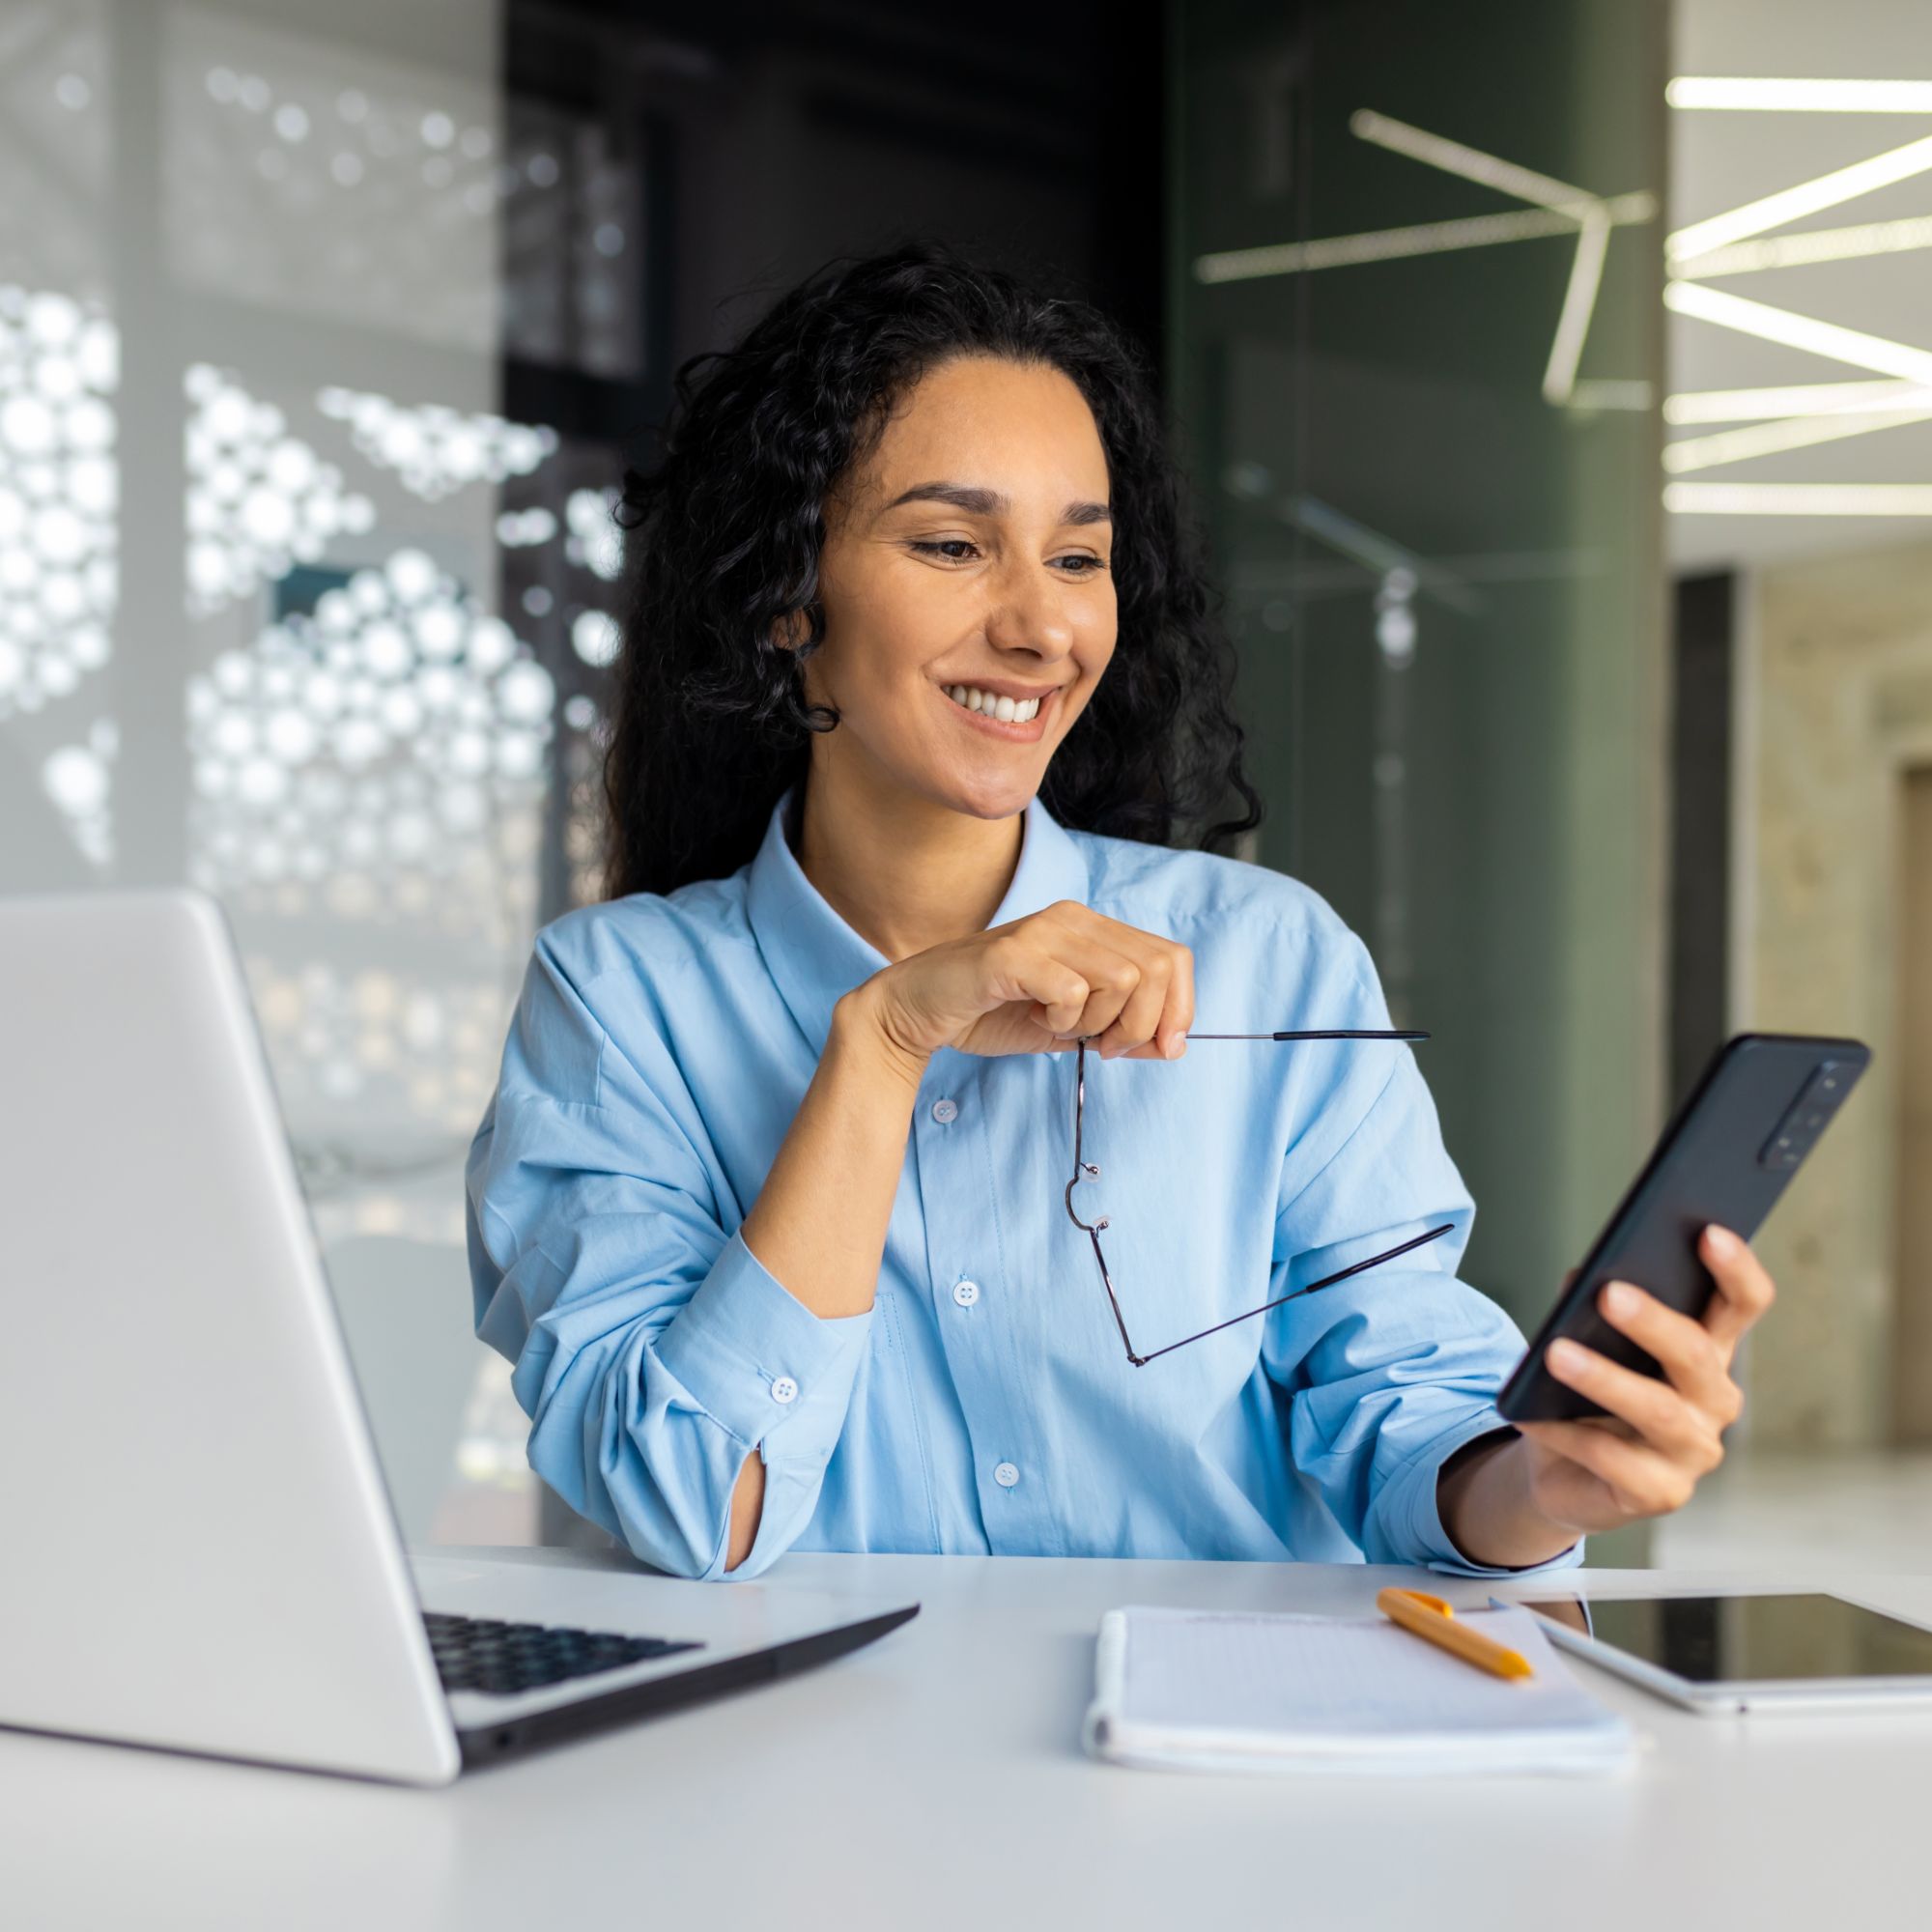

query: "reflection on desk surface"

left=1519, top=1592, right=1932, bottom=1681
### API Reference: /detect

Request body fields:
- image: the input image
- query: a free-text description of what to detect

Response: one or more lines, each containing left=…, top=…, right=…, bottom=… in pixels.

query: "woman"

left=466, top=242, right=1770, bottom=1580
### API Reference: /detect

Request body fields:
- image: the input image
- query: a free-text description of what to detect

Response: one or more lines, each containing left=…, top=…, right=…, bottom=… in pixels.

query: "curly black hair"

left=602, top=239, right=1264, bottom=900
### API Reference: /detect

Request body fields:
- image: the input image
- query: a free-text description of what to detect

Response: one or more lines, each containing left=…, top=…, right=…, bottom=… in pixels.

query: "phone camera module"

left=1757, top=1060, right=1848, bottom=1171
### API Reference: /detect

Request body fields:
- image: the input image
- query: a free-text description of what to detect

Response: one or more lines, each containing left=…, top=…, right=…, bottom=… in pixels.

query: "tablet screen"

left=1518, top=1593, right=1932, bottom=1683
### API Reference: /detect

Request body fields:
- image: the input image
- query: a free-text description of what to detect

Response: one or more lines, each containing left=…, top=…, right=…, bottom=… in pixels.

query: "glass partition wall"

left=1173, top=0, right=1670, bottom=1402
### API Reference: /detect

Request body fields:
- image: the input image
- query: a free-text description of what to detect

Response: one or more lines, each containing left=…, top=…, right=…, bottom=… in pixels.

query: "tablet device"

left=1509, top=1591, right=1932, bottom=1713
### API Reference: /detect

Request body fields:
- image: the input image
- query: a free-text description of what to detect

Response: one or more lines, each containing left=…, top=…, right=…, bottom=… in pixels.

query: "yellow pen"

left=1375, top=1586, right=1536, bottom=1682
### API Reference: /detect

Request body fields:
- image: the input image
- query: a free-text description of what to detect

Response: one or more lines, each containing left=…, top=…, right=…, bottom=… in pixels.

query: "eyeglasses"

left=1064, top=1030, right=1456, bottom=1367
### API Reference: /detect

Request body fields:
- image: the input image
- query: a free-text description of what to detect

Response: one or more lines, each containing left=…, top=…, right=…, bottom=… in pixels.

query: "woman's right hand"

left=847, top=899, right=1196, bottom=1067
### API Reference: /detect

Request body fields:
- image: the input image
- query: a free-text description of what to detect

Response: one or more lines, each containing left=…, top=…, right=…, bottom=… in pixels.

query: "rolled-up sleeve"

left=1263, top=929, right=1583, bottom=1579
left=465, top=933, right=872, bottom=1579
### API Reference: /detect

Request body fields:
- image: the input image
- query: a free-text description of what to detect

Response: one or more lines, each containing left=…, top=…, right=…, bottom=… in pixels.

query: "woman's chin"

left=928, top=766, right=1040, bottom=822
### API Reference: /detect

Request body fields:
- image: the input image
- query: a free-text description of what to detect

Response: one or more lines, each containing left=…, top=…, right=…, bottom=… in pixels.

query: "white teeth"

left=945, top=684, right=1042, bottom=723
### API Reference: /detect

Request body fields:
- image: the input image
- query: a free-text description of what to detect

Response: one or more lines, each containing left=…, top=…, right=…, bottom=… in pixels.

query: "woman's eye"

left=908, top=540, right=1107, bottom=575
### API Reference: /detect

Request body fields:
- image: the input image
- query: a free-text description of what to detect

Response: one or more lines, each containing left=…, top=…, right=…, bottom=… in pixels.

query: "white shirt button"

left=770, top=1376, right=799, bottom=1405
left=930, top=1096, right=959, bottom=1124
left=993, top=1461, right=1020, bottom=1489
left=952, top=1278, right=980, bottom=1307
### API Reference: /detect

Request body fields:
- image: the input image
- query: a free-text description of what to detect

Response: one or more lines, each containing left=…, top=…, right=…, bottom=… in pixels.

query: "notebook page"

left=1118, top=1605, right=1622, bottom=1744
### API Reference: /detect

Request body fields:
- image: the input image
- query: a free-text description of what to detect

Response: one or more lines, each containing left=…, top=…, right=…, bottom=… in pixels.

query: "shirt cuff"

left=1381, top=1408, right=1586, bottom=1578
left=648, top=1225, right=874, bottom=1463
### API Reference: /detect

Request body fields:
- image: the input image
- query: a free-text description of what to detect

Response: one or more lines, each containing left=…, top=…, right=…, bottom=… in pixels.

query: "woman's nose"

left=983, top=564, right=1076, bottom=658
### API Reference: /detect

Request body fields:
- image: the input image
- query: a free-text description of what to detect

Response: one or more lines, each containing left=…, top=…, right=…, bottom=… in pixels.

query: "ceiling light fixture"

left=1566, top=379, right=1655, bottom=411
left=1662, top=280, right=1932, bottom=385
left=1350, top=109, right=1602, bottom=214
left=1663, top=379, right=1928, bottom=423
left=1667, top=129, right=1932, bottom=262
left=1348, top=110, right=1632, bottom=404
left=1193, top=196, right=1655, bottom=282
left=1674, top=212, right=1932, bottom=279
left=1662, top=403, right=1932, bottom=472
left=1546, top=210, right=1610, bottom=407
left=1666, top=77, right=1932, bottom=114
left=1664, top=482, right=1932, bottom=515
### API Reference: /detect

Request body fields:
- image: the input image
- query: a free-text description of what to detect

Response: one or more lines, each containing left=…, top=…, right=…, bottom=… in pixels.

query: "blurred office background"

left=1, top=0, right=1925, bottom=1570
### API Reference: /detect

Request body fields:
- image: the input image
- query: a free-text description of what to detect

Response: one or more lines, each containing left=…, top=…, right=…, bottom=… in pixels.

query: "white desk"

left=5, top=1548, right=1926, bottom=1930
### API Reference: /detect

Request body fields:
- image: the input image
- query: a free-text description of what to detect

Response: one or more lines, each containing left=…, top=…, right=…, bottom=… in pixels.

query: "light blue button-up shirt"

left=466, top=783, right=1581, bottom=1583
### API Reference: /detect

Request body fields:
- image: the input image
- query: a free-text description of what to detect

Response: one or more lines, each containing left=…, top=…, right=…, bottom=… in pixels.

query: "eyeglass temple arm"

left=1064, top=1040, right=1144, bottom=1360
left=1183, top=1029, right=1430, bottom=1041
left=1123, top=1221, right=1458, bottom=1366
left=1065, top=1170, right=1457, bottom=1371
left=1070, top=1215, right=1146, bottom=1366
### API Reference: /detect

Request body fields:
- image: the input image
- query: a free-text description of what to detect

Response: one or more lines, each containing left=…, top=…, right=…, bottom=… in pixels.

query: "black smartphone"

left=1496, top=1033, right=1870, bottom=1425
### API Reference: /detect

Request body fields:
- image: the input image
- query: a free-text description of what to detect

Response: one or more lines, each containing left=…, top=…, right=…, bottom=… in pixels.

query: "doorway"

left=1897, top=765, right=1932, bottom=1441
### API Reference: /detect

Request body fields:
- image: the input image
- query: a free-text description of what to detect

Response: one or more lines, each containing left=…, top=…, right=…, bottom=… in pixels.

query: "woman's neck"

left=792, top=759, right=1025, bottom=963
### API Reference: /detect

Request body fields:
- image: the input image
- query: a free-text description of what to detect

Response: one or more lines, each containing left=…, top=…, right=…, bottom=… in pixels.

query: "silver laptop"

left=0, top=887, right=917, bottom=1785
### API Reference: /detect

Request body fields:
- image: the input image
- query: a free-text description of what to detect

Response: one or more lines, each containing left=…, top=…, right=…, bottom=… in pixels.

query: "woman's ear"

left=770, top=607, right=809, bottom=653
left=771, top=603, right=827, bottom=655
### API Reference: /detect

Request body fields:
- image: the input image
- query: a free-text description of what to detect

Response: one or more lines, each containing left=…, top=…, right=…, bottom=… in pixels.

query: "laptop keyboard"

left=423, top=1609, right=703, bottom=1698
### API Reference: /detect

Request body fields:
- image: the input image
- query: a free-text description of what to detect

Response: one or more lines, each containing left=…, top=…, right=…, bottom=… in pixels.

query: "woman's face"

left=796, top=354, right=1118, bottom=823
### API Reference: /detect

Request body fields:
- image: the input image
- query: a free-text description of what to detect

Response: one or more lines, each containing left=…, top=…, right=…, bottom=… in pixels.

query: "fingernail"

left=1548, top=1338, right=1586, bottom=1374
left=1604, top=1281, right=1639, bottom=1317
left=1705, top=1225, right=1738, bottom=1257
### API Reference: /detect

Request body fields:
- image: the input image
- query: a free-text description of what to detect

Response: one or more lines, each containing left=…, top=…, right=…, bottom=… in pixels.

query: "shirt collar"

left=744, top=781, right=1091, bottom=1058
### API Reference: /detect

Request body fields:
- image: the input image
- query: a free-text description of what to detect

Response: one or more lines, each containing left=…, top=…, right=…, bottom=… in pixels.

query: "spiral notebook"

left=1083, top=1604, right=1634, bottom=1776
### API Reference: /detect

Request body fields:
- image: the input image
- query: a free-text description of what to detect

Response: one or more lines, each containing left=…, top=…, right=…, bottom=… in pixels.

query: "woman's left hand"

left=1513, top=1225, right=1775, bottom=1535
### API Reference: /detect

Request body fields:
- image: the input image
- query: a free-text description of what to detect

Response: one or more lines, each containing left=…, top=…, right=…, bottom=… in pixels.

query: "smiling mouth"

left=940, top=682, right=1056, bottom=724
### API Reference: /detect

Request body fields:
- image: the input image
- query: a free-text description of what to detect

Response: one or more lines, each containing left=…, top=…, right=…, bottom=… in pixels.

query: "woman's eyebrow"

left=878, top=481, right=1112, bottom=526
